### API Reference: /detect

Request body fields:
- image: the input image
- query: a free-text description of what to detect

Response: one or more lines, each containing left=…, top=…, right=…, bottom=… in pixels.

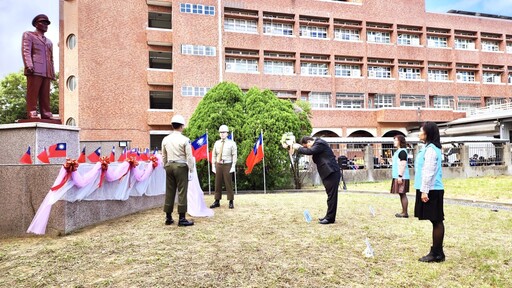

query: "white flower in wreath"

left=280, top=132, right=296, bottom=149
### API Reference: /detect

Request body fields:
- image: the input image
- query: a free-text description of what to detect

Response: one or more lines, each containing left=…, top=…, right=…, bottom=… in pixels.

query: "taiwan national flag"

left=77, top=147, right=86, bottom=163
left=118, top=147, right=127, bottom=162
left=48, top=143, right=67, bottom=158
left=141, top=148, right=150, bottom=161
left=87, top=147, right=101, bottom=163
left=245, top=133, right=264, bottom=175
left=191, top=133, right=208, bottom=162
left=19, top=146, right=32, bottom=164
left=37, top=147, right=50, bottom=164
left=109, top=146, right=115, bottom=162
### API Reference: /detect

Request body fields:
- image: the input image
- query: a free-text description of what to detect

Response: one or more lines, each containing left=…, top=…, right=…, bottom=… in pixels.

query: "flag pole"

left=206, top=130, right=211, bottom=195
left=261, top=129, right=266, bottom=194
left=232, top=131, right=238, bottom=195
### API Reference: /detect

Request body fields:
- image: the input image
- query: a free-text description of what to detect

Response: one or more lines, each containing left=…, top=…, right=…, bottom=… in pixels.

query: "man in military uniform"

left=210, top=125, right=237, bottom=209
left=161, top=115, right=195, bottom=226
left=22, top=14, right=56, bottom=120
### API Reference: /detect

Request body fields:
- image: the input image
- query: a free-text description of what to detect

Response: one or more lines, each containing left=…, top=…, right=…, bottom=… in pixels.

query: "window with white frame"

left=482, top=72, right=501, bottom=83
left=367, top=31, right=390, bottom=43
left=427, top=36, right=448, bottom=48
left=374, top=94, right=395, bottom=108
left=264, top=60, right=294, bottom=75
left=225, top=58, right=258, bottom=73
left=428, top=69, right=449, bottom=81
left=334, top=28, right=360, bottom=41
left=481, top=40, right=499, bottom=52
left=299, top=25, right=327, bottom=38
left=336, top=93, right=364, bottom=108
left=224, top=18, right=257, bottom=33
left=263, top=22, right=293, bottom=36
left=485, top=97, right=506, bottom=107
left=454, top=38, right=475, bottom=49
left=509, top=73, right=512, bottom=83
left=400, top=94, right=425, bottom=108
left=181, top=44, right=215, bottom=56
left=507, top=42, right=512, bottom=53
left=456, top=71, right=476, bottom=82
left=399, top=67, right=421, bottom=80
left=308, top=92, right=331, bottom=108
left=180, top=3, right=215, bottom=15
left=432, top=96, right=454, bottom=109
left=335, top=64, right=361, bottom=77
left=457, top=96, right=481, bottom=111
left=301, top=62, right=328, bottom=76
left=368, top=66, right=391, bottom=78
left=181, top=86, right=210, bottom=97
left=397, top=34, right=420, bottom=46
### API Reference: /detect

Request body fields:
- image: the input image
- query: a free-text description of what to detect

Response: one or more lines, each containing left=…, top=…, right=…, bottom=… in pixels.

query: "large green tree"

left=185, top=82, right=311, bottom=190
left=0, top=70, right=59, bottom=124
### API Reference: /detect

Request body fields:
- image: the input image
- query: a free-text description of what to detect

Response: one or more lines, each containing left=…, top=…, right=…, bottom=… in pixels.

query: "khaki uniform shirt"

left=212, top=139, right=237, bottom=170
left=161, top=131, right=195, bottom=172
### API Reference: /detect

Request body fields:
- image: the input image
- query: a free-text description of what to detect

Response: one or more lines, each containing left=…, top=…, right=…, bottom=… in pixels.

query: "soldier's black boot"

left=210, top=200, right=220, bottom=208
left=165, top=213, right=174, bottom=225
left=178, top=213, right=194, bottom=227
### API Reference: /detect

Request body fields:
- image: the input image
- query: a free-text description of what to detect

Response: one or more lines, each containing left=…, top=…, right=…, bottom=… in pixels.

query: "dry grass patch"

left=1, top=192, right=511, bottom=287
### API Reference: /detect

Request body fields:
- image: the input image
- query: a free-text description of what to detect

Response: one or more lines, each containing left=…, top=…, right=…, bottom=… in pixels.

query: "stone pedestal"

left=0, top=122, right=80, bottom=164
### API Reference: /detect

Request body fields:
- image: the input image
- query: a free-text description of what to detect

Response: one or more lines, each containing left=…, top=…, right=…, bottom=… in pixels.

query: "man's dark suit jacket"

left=297, top=138, right=339, bottom=180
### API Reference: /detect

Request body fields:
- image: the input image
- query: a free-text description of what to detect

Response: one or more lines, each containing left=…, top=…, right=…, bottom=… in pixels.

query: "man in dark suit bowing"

left=293, top=136, right=341, bottom=224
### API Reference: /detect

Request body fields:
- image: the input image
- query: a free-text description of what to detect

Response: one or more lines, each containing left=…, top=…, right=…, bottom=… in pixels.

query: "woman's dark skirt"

left=414, top=189, right=445, bottom=221
left=390, top=178, right=410, bottom=194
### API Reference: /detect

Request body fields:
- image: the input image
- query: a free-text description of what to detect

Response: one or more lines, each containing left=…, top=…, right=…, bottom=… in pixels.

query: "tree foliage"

left=0, top=70, right=59, bottom=124
left=185, top=82, right=312, bottom=191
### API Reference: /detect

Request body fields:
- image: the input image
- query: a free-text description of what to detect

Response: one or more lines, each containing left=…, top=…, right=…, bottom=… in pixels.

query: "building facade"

left=59, top=0, right=512, bottom=149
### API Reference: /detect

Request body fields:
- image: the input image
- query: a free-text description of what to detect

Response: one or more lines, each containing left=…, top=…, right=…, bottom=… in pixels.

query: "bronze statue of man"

left=21, top=14, right=56, bottom=120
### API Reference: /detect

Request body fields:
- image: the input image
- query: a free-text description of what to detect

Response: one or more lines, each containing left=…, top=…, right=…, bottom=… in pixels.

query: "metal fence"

left=467, top=143, right=505, bottom=166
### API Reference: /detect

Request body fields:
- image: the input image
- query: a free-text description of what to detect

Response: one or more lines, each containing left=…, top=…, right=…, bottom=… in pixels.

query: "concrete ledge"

left=0, top=165, right=163, bottom=238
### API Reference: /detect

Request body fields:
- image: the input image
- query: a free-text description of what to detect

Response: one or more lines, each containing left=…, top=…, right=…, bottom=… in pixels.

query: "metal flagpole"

left=261, top=130, right=266, bottom=194
left=231, top=131, right=238, bottom=195
left=206, top=130, right=211, bottom=195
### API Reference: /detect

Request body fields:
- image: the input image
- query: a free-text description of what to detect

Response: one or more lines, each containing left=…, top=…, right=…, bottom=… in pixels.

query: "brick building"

left=58, top=0, right=512, bottom=149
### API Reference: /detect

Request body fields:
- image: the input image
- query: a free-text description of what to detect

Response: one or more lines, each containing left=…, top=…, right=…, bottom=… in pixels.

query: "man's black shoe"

left=210, top=200, right=220, bottom=208
left=319, top=219, right=334, bottom=225
left=165, top=218, right=174, bottom=225
left=178, top=218, right=194, bottom=227
left=229, top=200, right=234, bottom=209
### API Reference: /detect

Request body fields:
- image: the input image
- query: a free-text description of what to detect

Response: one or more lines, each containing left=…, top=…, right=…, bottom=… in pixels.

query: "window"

left=334, top=28, right=360, bottom=41
left=181, top=44, right=215, bottom=56
left=336, top=93, right=364, bottom=108
left=399, top=68, right=421, bottom=80
left=335, top=64, right=361, bottom=77
left=397, top=34, right=420, bottom=46
left=454, top=38, right=475, bottom=50
left=149, top=91, right=172, bottom=109
left=263, top=22, right=293, bottom=36
left=149, top=51, right=172, bottom=69
left=66, top=76, right=77, bottom=91
left=224, top=18, right=257, bottom=33
left=181, top=86, right=210, bottom=97
left=457, top=96, right=481, bottom=111
left=374, top=94, right=394, bottom=108
left=148, top=12, right=171, bottom=29
left=66, top=34, right=77, bottom=49
left=299, top=25, right=327, bottom=39
left=481, top=40, right=499, bottom=52
left=264, top=61, right=294, bottom=75
left=485, top=97, right=506, bottom=107
left=225, top=58, right=258, bottom=73
left=456, top=71, right=476, bottom=82
left=432, top=96, right=454, bottom=109
left=427, top=36, right=448, bottom=48
left=308, top=92, right=330, bottom=108
left=368, top=66, right=391, bottom=78
left=482, top=72, right=501, bottom=83
left=301, top=62, right=328, bottom=76
left=428, top=69, right=449, bottom=81
left=507, top=42, right=512, bottom=53
left=180, top=3, right=215, bottom=15
left=400, top=94, right=425, bottom=108
left=367, top=31, right=390, bottom=43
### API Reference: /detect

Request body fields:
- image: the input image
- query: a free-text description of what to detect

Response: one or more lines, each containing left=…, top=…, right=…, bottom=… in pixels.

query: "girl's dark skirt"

left=414, top=189, right=445, bottom=221
left=390, top=178, right=410, bottom=194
